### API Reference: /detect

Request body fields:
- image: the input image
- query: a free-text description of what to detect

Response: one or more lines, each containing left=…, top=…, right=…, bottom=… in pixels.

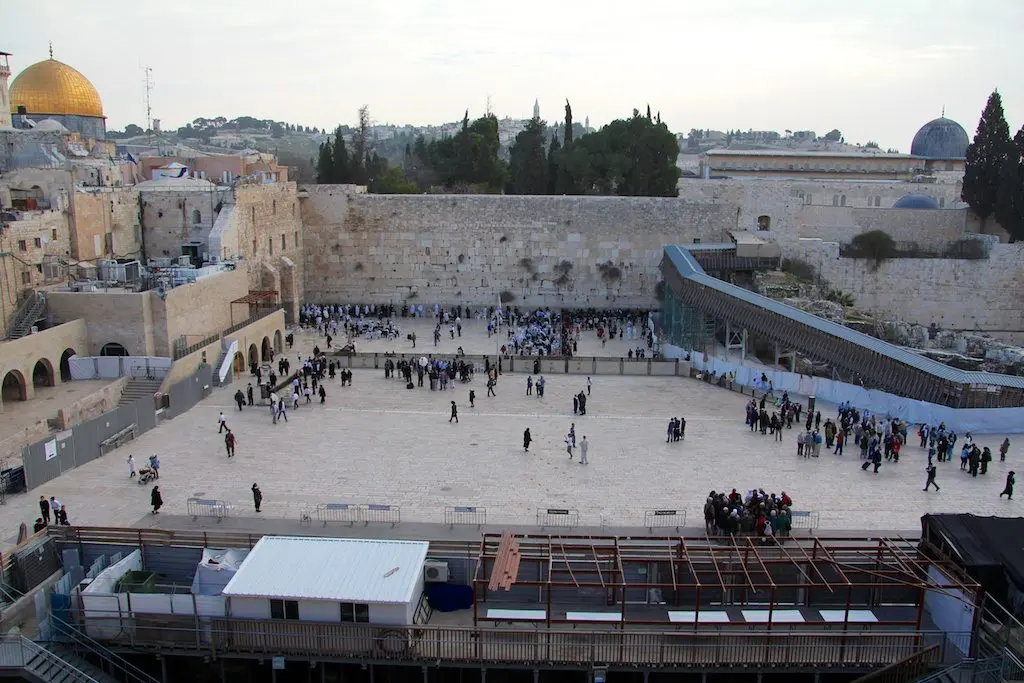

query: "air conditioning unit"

left=423, top=560, right=449, bottom=583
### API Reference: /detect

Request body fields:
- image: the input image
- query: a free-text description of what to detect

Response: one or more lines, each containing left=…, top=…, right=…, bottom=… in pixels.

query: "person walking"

left=526, top=376, right=533, bottom=396
left=565, top=433, right=574, bottom=459
left=923, top=463, right=940, bottom=491
left=523, top=428, right=532, bottom=453
left=127, top=454, right=136, bottom=478
left=569, top=423, right=576, bottom=448
left=225, top=429, right=236, bottom=458
left=217, top=412, right=227, bottom=433
left=449, top=401, right=459, bottom=423
left=579, top=436, right=589, bottom=465
left=246, top=382, right=254, bottom=406
left=151, top=486, right=163, bottom=514
left=587, top=377, right=592, bottom=396
left=38, top=496, right=50, bottom=525
left=487, top=377, right=496, bottom=397
left=251, top=483, right=262, bottom=512
left=148, top=454, right=160, bottom=479
left=234, top=390, right=245, bottom=411
left=1001, top=438, right=1010, bottom=462
left=1000, top=471, right=1016, bottom=500
left=318, top=385, right=326, bottom=405
left=469, top=389, right=476, bottom=408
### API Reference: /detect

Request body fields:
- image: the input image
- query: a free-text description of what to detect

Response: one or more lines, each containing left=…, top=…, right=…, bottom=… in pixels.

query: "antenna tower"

left=143, top=66, right=154, bottom=133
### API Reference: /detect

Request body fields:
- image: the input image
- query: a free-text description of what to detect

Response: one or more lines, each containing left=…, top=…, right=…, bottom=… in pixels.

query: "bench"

left=99, top=425, right=137, bottom=455
left=485, top=608, right=546, bottom=625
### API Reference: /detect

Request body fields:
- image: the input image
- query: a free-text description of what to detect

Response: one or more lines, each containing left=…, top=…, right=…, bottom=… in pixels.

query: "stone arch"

left=192, top=208, right=202, bottom=225
left=32, top=359, right=54, bottom=389
left=273, top=330, right=283, bottom=353
left=261, top=336, right=272, bottom=362
left=100, top=342, right=129, bottom=357
left=756, top=215, right=771, bottom=231
left=248, top=343, right=259, bottom=369
left=2, top=370, right=27, bottom=402
left=233, top=351, right=246, bottom=374
left=59, top=348, right=77, bottom=382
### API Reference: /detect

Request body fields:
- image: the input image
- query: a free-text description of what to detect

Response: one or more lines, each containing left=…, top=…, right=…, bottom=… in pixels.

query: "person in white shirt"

left=128, top=454, right=136, bottom=478
left=218, top=412, right=227, bottom=433
left=579, top=436, right=589, bottom=465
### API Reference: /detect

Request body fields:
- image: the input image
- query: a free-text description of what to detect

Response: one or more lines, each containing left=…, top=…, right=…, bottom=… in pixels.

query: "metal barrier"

left=791, top=510, right=820, bottom=531
left=644, top=509, right=687, bottom=532
left=363, top=503, right=401, bottom=527
left=186, top=498, right=229, bottom=522
left=316, top=503, right=360, bottom=527
left=299, top=506, right=313, bottom=526
left=536, top=508, right=580, bottom=529
left=444, top=506, right=487, bottom=528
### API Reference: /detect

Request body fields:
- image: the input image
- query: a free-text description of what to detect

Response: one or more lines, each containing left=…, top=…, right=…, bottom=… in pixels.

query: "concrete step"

left=117, top=379, right=163, bottom=407
left=44, top=643, right=121, bottom=683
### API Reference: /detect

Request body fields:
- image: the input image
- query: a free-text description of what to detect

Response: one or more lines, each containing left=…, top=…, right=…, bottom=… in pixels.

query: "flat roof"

left=222, top=536, right=429, bottom=604
left=705, top=149, right=917, bottom=159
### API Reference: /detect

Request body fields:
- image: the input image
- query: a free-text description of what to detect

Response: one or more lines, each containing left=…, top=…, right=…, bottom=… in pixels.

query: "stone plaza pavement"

left=0, top=345, right=1016, bottom=542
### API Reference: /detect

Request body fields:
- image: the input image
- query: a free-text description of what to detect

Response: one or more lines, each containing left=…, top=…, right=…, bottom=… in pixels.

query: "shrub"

left=825, top=289, right=855, bottom=307
left=850, top=230, right=896, bottom=271
left=780, top=258, right=817, bottom=282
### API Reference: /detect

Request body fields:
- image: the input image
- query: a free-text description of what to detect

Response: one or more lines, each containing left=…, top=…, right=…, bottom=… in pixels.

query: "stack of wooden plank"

left=487, top=531, right=521, bottom=591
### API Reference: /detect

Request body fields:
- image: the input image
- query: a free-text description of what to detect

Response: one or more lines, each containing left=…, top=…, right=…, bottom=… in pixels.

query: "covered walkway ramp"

left=660, top=245, right=1024, bottom=409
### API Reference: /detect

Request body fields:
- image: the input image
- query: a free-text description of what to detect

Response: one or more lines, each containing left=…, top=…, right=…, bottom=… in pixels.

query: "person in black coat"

left=252, top=483, right=262, bottom=512
left=151, top=486, right=163, bottom=514
left=1000, top=472, right=1016, bottom=500
left=523, top=428, right=532, bottom=452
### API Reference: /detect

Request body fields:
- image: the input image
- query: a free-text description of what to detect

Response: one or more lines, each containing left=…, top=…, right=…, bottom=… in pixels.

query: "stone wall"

left=796, top=241, right=1024, bottom=340
left=789, top=206, right=966, bottom=249
left=47, top=290, right=155, bottom=356
left=0, top=320, right=88, bottom=405
left=0, top=210, right=70, bottom=336
left=139, top=186, right=231, bottom=261
left=234, top=182, right=304, bottom=320
left=69, top=188, right=142, bottom=262
left=154, top=268, right=249, bottom=353
left=56, top=376, right=129, bottom=429
left=300, top=188, right=736, bottom=307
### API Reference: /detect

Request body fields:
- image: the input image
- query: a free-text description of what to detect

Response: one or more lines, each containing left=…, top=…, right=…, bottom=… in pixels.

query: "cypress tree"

left=995, top=126, right=1024, bottom=243
left=332, top=129, right=350, bottom=183
left=564, top=100, right=573, bottom=147
left=962, top=90, right=1012, bottom=226
left=315, top=141, right=334, bottom=183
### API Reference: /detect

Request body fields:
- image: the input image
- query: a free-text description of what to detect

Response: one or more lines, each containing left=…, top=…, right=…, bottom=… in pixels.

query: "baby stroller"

left=137, top=466, right=156, bottom=484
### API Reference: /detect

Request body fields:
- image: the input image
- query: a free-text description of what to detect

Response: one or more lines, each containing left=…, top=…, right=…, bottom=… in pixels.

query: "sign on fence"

left=187, top=498, right=229, bottom=521
left=536, top=508, right=580, bottom=529
left=644, top=509, right=687, bottom=532
left=444, top=506, right=487, bottom=528
left=364, top=503, right=401, bottom=527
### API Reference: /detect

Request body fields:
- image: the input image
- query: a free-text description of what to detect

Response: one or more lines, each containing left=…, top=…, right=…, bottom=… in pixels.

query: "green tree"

left=995, top=126, right=1024, bottom=243
left=508, top=117, right=548, bottom=194
left=824, top=128, right=842, bottom=141
left=370, top=167, right=421, bottom=194
left=546, top=136, right=562, bottom=194
left=332, top=127, right=351, bottom=183
left=564, top=100, right=573, bottom=147
left=315, top=141, right=334, bottom=183
left=963, top=90, right=1012, bottom=228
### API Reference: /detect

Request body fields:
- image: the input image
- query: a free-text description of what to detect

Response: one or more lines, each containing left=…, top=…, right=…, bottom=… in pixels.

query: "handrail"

left=0, top=633, right=98, bottom=681
left=51, top=615, right=160, bottom=683
left=4, top=290, right=41, bottom=339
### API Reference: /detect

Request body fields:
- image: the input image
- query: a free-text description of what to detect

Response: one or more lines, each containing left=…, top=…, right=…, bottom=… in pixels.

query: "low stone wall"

left=56, top=377, right=129, bottom=429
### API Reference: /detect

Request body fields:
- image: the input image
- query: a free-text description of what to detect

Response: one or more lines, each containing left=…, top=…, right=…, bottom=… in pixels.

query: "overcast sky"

left=5, top=0, right=1023, bottom=151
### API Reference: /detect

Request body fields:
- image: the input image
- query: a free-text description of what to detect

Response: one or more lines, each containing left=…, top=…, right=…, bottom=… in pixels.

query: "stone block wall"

left=300, top=188, right=736, bottom=307
left=796, top=240, right=1024, bottom=338
left=69, top=188, right=142, bottom=262
left=56, top=376, right=129, bottom=429
left=789, top=206, right=966, bottom=249
left=139, top=187, right=231, bottom=261
left=155, top=268, right=249, bottom=353
left=234, top=183, right=303, bottom=319
left=0, top=320, right=88, bottom=405
left=47, top=292, right=153, bottom=357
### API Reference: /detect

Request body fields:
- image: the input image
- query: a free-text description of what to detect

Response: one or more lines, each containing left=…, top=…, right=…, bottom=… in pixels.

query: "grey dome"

left=911, top=117, right=969, bottom=159
left=893, top=193, right=940, bottom=210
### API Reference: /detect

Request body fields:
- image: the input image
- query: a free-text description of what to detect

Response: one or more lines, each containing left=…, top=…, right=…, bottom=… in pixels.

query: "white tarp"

left=683, top=350, right=1024, bottom=434
left=69, top=356, right=172, bottom=380
left=191, top=547, right=248, bottom=596
left=218, top=340, right=238, bottom=384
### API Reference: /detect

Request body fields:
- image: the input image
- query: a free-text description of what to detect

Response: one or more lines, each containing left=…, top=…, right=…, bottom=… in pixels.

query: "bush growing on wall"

left=849, top=230, right=897, bottom=271
left=780, top=258, right=817, bottom=282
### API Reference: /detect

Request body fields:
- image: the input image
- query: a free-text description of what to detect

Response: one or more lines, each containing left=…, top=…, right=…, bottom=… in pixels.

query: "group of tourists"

left=703, top=488, right=795, bottom=540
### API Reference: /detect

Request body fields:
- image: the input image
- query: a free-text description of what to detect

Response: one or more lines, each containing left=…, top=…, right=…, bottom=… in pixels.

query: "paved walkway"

left=0, top=355, right=1015, bottom=543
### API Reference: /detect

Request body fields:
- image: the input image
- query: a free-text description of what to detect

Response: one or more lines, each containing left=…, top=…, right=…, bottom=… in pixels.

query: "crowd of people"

left=703, top=488, right=795, bottom=540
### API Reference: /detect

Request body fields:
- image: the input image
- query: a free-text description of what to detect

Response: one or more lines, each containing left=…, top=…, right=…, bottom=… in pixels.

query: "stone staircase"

left=6, top=291, right=47, bottom=340
left=117, top=378, right=163, bottom=407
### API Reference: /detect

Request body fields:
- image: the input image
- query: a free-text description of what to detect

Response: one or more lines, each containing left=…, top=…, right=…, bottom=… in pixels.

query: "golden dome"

left=9, top=58, right=104, bottom=118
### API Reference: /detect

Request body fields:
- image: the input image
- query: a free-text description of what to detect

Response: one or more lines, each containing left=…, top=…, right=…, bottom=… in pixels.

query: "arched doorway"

left=1, top=370, right=26, bottom=402
left=248, top=343, right=258, bottom=370
left=273, top=330, right=283, bottom=353
left=757, top=215, right=771, bottom=231
left=32, top=359, right=54, bottom=389
left=59, top=348, right=76, bottom=382
left=261, top=336, right=272, bottom=361
left=233, top=351, right=246, bottom=374
left=100, top=342, right=129, bottom=357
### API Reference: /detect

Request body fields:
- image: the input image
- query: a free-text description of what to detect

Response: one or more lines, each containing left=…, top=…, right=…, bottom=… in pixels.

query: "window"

left=269, top=237, right=274, bottom=255
left=840, top=195, right=847, bottom=207
left=270, top=599, right=299, bottom=620
left=51, top=229, right=57, bottom=240
left=939, top=197, right=945, bottom=208
left=281, top=234, right=286, bottom=250
left=33, top=237, right=42, bottom=248
left=252, top=238, right=257, bottom=255
left=273, top=199, right=276, bottom=215
left=805, top=194, right=812, bottom=205
left=251, top=206, right=255, bottom=223
left=832, top=195, right=839, bottom=207
left=17, top=239, right=26, bottom=251
left=341, top=603, right=370, bottom=623
left=292, top=203, right=296, bottom=217
left=294, top=231, right=299, bottom=248
left=21, top=271, right=31, bottom=284
left=192, top=209, right=202, bottom=225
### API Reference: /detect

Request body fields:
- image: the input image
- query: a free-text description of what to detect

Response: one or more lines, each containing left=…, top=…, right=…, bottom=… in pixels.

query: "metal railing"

left=79, top=613, right=973, bottom=670
left=0, top=634, right=97, bottom=681
left=186, top=497, right=230, bottom=521
left=536, top=508, right=580, bottom=528
left=173, top=305, right=282, bottom=360
left=51, top=615, right=160, bottom=683
left=445, top=506, right=487, bottom=528
left=644, top=509, right=687, bottom=532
